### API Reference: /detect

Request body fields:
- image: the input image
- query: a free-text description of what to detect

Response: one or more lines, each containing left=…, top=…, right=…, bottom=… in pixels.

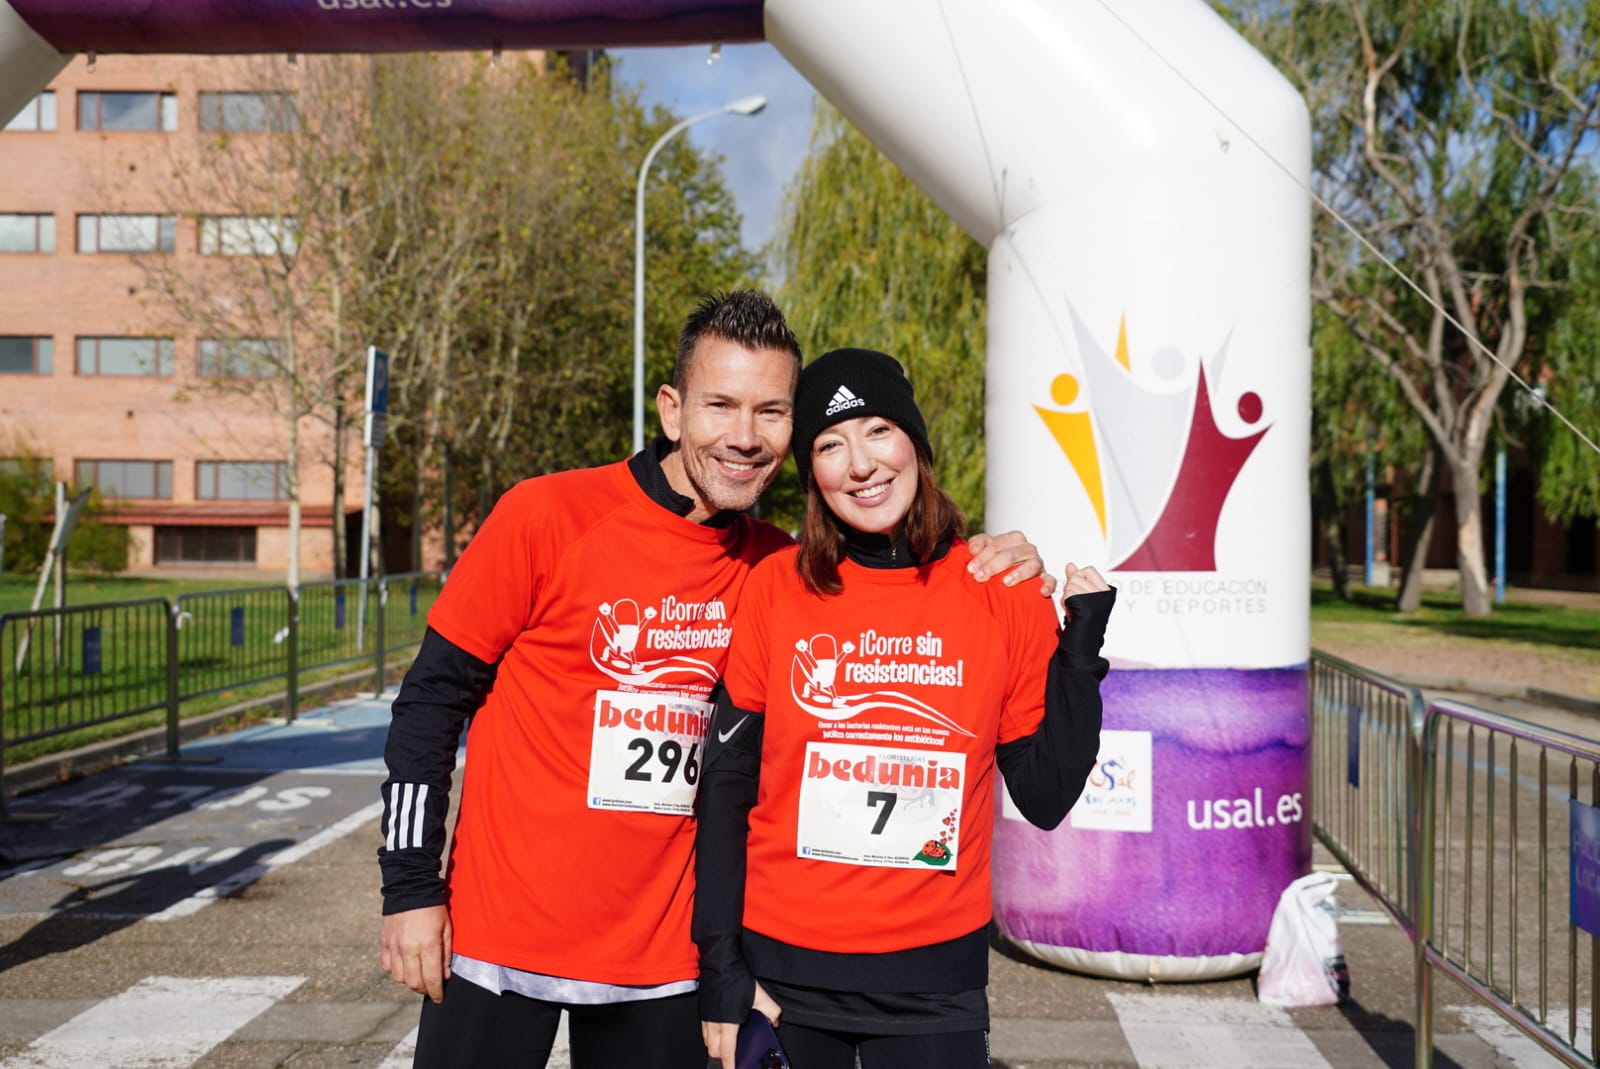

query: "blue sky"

left=610, top=43, right=818, bottom=257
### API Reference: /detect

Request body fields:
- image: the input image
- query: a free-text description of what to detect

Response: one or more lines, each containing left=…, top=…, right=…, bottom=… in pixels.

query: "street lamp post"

left=633, top=94, right=766, bottom=454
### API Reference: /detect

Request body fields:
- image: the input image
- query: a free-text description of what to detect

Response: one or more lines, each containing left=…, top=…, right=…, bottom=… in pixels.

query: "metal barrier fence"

left=1310, top=651, right=1424, bottom=934
left=1311, top=650, right=1600, bottom=1069
left=381, top=571, right=442, bottom=654
left=175, top=585, right=296, bottom=706
left=1418, top=699, right=1599, bottom=1068
left=298, top=578, right=383, bottom=681
left=0, top=573, right=441, bottom=816
left=0, top=597, right=174, bottom=773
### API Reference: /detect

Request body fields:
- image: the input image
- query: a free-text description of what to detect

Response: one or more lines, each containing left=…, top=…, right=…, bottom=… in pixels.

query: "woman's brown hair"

left=796, top=440, right=967, bottom=596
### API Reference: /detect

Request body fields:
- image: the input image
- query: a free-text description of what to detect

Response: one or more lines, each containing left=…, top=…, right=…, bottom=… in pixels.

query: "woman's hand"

left=702, top=1019, right=739, bottom=1069
left=752, top=980, right=782, bottom=1027
left=1060, top=562, right=1111, bottom=620
left=703, top=982, right=782, bottom=1069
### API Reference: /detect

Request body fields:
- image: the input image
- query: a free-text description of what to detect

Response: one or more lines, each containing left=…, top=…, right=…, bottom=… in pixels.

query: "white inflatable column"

left=0, top=2, right=68, bottom=128
left=768, top=0, right=1312, bottom=979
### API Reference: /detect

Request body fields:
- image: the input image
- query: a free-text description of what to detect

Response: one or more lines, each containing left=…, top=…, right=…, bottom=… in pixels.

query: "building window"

left=78, top=214, right=176, bottom=254
left=0, top=457, right=54, bottom=494
left=156, top=525, right=257, bottom=564
left=198, top=215, right=297, bottom=256
left=197, top=337, right=279, bottom=377
left=195, top=460, right=289, bottom=501
left=3, top=91, right=56, bottom=132
left=76, top=337, right=175, bottom=377
left=0, top=336, right=52, bottom=375
left=199, top=91, right=298, bottom=133
left=75, top=459, right=173, bottom=499
left=78, top=91, right=178, bottom=132
left=0, top=213, right=55, bottom=253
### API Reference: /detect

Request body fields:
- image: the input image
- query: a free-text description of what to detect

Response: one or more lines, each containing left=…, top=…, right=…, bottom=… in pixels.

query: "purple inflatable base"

left=993, top=666, right=1310, bottom=978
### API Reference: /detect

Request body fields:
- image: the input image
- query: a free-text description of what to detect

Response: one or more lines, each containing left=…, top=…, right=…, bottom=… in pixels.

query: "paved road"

left=0, top=689, right=1589, bottom=1068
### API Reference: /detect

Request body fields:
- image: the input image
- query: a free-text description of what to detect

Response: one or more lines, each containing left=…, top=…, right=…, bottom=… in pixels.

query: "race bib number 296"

left=587, top=690, right=710, bottom=815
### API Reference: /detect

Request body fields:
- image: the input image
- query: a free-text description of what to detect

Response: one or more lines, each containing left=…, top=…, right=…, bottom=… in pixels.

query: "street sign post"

left=357, top=346, right=389, bottom=658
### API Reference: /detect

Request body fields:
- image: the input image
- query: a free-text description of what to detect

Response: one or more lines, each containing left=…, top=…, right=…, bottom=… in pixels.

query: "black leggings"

left=776, top=1020, right=989, bottom=1069
left=412, top=977, right=708, bottom=1069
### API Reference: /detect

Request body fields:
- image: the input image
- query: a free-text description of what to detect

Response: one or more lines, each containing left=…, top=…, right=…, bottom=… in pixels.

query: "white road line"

left=60, top=846, right=162, bottom=878
left=551, top=1013, right=571, bottom=1069
left=4, top=978, right=1588, bottom=1069
left=0, top=975, right=303, bottom=1069
left=1454, top=1005, right=1593, bottom=1068
left=1106, top=992, right=1335, bottom=1069
left=147, top=801, right=384, bottom=922
left=376, top=1011, right=571, bottom=1068
left=375, top=1025, right=418, bottom=1069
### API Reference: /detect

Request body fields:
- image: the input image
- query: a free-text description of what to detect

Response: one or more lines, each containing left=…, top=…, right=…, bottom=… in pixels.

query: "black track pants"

left=412, top=977, right=708, bottom=1069
left=776, top=1020, right=989, bottom=1069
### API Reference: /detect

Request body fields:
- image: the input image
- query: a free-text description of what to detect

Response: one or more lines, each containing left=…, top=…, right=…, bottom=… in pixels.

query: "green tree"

left=354, top=54, right=756, bottom=566
left=1310, top=301, right=1435, bottom=606
left=774, top=101, right=988, bottom=532
left=1228, top=0, right=1600, bottom=616
left=1531, top=229, right=1600, bottom=528
left=0, top=448, right=128, bottom=576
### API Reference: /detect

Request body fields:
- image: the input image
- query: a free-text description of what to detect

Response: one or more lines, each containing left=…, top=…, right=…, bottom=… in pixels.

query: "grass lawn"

left=1309, top=579, right=1600, bottom=690
left=1310, top=581, right=1600, bottom=650
left=0, top=573, right=259, bottom=617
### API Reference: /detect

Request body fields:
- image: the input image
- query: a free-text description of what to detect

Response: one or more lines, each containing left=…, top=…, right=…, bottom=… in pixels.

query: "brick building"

left=1317, top=457, right=1599, bottom=593
left=1, top=55, right=357, bottom=577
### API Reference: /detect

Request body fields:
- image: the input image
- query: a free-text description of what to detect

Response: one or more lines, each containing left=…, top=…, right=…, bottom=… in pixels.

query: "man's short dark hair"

left=674, top=290, right=802, bottom=391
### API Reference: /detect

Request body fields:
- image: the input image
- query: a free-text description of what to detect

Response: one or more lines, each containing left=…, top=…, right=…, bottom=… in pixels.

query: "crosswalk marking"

left=2, top=975, right=1581, bottom=1069
left=0, top=976, right=303, bottom=1069
left=375, top=1025, right=418, bottom=1069
left=551, top=1015, right=571, bottom=1069
left=1107, top=991, right=1335, bottom=1069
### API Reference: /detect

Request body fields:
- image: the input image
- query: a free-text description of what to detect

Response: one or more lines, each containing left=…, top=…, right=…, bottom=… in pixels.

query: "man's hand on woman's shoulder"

left=967, top=530, right=1058, bottom=598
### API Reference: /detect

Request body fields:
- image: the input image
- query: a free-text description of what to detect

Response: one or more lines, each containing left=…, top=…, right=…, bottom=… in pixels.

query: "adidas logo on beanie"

left=793, top=348, right=931, bottom=488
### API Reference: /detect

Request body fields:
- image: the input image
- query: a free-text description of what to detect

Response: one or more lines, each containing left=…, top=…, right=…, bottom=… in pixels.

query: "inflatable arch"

left=1, top=0, right=1311, bottom=980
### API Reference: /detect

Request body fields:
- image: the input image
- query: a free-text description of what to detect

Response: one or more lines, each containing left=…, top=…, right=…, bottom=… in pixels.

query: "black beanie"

left=792, top=348, right=931, bottom=489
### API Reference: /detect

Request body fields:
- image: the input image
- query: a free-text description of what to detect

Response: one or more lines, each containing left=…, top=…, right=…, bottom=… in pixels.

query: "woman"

left=694, top=348, right=1115, bottom=1069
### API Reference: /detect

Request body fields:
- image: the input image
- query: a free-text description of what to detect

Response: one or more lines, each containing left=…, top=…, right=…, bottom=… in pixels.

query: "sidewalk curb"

left=1526, top=687, right=1600, bottom=717
left=1386, top=671, right=1600, bottom=717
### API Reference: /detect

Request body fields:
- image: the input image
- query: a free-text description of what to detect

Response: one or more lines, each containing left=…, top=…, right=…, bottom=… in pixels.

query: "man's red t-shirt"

left=427, top=460, right=791, bottom=984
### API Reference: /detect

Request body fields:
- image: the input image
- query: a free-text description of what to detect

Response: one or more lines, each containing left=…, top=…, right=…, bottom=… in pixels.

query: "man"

left=378, top=291, right=1047, bottom=1069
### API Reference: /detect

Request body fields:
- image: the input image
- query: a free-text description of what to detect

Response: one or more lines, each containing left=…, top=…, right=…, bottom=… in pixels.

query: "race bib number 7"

left=587, top=691, right=710, bottom=815
left=796, top=742, right=965, bottom=870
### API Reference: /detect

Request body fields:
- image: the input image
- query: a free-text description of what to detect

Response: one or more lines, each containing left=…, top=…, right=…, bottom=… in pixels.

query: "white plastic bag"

left=1257, top=872, right=1351, bottom=1006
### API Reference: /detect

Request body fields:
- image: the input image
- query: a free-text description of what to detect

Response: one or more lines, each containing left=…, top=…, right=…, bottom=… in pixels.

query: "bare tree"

left=358, top=54, right=753, bottom=567
left=1233, top=0, right=1600, bottom=615
left=135, top=54, right=382, bottom=588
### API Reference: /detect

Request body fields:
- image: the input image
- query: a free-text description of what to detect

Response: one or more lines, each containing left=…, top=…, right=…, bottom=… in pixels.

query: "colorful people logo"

left=1035, top=308, right=1271, bottom=572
